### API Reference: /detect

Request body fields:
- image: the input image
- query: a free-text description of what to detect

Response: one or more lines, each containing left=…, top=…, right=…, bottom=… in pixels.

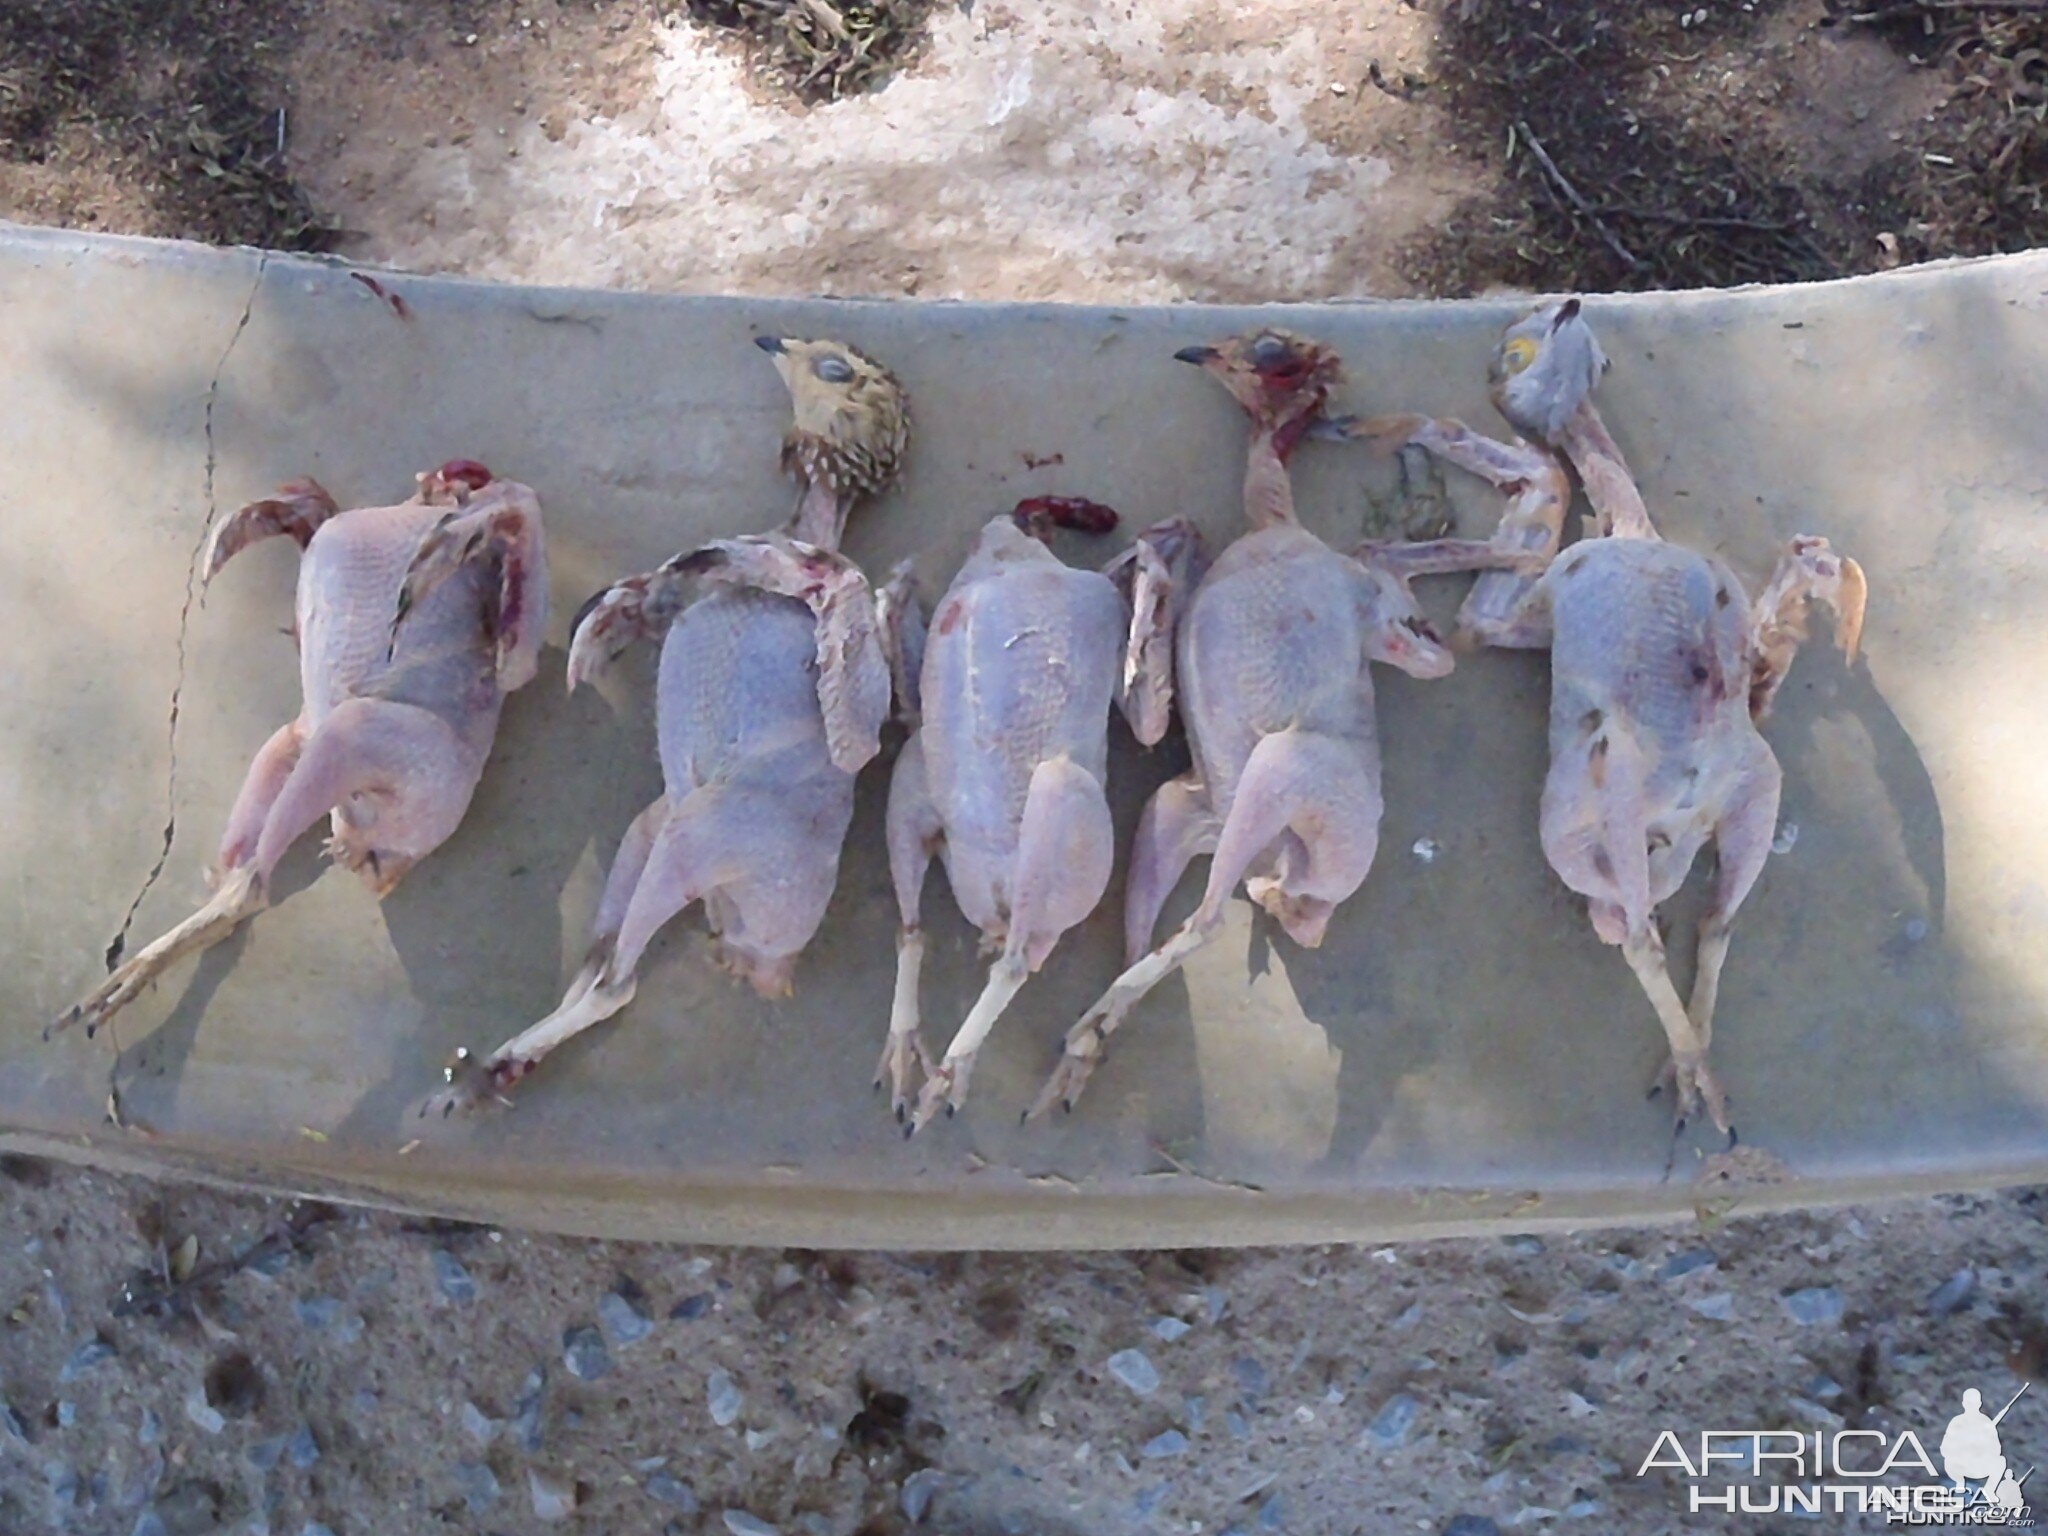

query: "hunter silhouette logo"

left=1942, top=1385, right=2033, bottom=1515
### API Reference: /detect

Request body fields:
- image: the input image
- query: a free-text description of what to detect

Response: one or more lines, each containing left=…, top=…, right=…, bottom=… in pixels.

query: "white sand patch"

left=355, top=2, right=1421, bottom=302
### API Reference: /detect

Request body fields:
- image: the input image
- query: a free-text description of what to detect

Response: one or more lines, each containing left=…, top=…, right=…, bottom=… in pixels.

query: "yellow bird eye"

left=1501, top=337, right=1539, bottom=375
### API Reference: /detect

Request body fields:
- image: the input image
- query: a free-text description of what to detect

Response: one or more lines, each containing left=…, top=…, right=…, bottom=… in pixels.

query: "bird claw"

left=1025, top=1019, right=1107, bottom=1122
left=905, top=1055, right=973, bottom=1137
left=419, top=1047, right=512, bottom=1120
left=1651, top=1053, right=1733, bottom=1142
left=873, top=1030, right=933, bottom=1125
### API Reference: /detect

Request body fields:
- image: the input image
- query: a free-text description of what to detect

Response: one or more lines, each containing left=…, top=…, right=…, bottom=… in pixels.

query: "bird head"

left=1355, top=549, right=1458, bottom=680
left=756, top=336, right=911, bottom=506
left=1175, top=329, right=1343, bottom=458
left=1488, top=298, right=1608, bottom=445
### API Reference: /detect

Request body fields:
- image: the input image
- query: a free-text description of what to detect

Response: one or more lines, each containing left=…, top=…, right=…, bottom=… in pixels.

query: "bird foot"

left=873, top=1029, right=933, bottom=1125
left=1649, top=1054, right=1734, bottom=1146
left=1024, top=1017, right=1108, bottom=1122
left=905, top=1053, right=975, bottom=1137
left=419, top=1047, right=521, bottom=1119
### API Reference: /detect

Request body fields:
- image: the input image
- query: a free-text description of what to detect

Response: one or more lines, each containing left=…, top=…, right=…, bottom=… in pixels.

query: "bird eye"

left=1500, top=337, right=1539, bottom=375
left=1250, top=334, right=1294, bottom=369
left=813, top=355, right=855, bottom=384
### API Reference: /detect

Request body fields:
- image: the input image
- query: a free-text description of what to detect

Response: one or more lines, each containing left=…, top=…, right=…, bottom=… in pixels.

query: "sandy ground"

left=4, top=2, right=2046, bottom=1534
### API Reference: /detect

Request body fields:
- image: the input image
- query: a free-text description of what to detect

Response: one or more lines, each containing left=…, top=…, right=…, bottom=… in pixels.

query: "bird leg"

left=1106, top=517, right=1203, bottom=747
left=49, top=867, right=266, bottom=1041
left=1029, top=728, right=1380, bottom=1119
left=1121, top=771, right=1219, bottom=967
left=425, top=788, right=734, bottom=1116
left=1746, top=535, right=1867, bottom=721
left=877, top=732, right=942, bottom=1122
left=390, top=481, right=549, bottom=691
left=910, top=755, right=1113, bottom=1134
left=202, top=479, right=341, bottom=584
left=1686, top=752, right=1782, bottom=1061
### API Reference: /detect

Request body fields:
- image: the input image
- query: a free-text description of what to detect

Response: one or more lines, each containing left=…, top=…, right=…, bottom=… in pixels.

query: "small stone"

left=1232, top=1355, right=1270, bottom=1399
left=1807, top=1372, right=1844, bottom=1401
left=294, top=1298, right=342, bottom=1331
left=1926, top=1268, right=1977, bottom=1317
left=1206, top=1287, right=1230, bottom=1324
left=1259, top=1493, right=1287, bottom=1530
left=433, top=1251, right=477, bottom=1304
left=130, top=1514, right=169, bottom=1536
left=1, top=1398, right=27, bottom=1442
left=562, top=1326, right=611, bottom=1381
left=460, top=1401, right=496, bottom=1445
left=1565, top=1391, right=1599, bottom=1418
left=183, top=1391, right=225, bottom=1436
left=900, top=1467, right=943, bottom=1522
left=1502, top=1235, right=1544, bottom=1255
left=647, top=1472, right=697, bottom=1511
left=1152, top=1316, right=1192, bottom=1343
left=1142, top=1429, right=1190, bottom=1459
left=1443, top=1519, right=1503, bottom=1536
left=723, top=1512, right=780, bottom=1536
left=56, top=1400, right=75, bottom=1427
left=1366, top=1393, right=1420, bottom=1447
left=529, top=1468, right=578, bottom=1522
left=1783, top=1287, right=1844, bottom=1326
left=510, top=1368, right=546, bottom=1452
left=1186, top=1394, right=1206, bottom=1431
left=1226, top=1410, right=1251, bottom=1441
left=1411, top=836, right=1441, bottom=864
left=1660, top=1248, right=1717, bottom=1280
left=247, top=1436, right=288, bottom=1472
left=1133, top=1484, right=1170, bottom=1517
left=332, top=1313, right=365, bottom=1346
left=601, top=1290, right=655, bottom=1345
left=707, top=1368, right=742, bottom=1427
left=60, top=1336, right=118, bottom=1381
left=743, top=1428, right=776, bottom=1452
left=246, top=1247, right=293, bottom=1280
left=1106, top=1350, right=1160, bottom=1397
left=455, top=1460, right=500, bottom=1513
left=46, top=1459, right=79, bottom=1506
left=351, top=1389, right=379, bottom=1416
left=1686, top=1292, right=1736, bottom=1321
left=1565, top=1501, right=1601, bottom=1520
left=1772, top=822, right=1800, bottom=855
left=287, top=1424, right=319, bottom=1469
left=138, top=1408, right=162, bottom=1447
left=670, top=1292, right=714, bottom=1321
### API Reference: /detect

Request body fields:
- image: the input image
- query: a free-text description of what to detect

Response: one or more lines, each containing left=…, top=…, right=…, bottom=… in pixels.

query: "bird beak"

left=1174, top=344, right=1219, bottom=366
left=1552, top=298, right=1582, bottom=329
left=754, top=335, right=788, bottom=355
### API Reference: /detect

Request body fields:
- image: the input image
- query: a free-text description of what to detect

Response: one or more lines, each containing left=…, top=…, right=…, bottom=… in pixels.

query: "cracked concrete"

left=102, top=254, right=272, bottom=984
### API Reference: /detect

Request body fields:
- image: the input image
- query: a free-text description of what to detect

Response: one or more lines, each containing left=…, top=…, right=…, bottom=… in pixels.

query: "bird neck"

left=783, top=476, right=850, bottom=550
left=1244, top=429, right=1299, bottom=529
left=1559, top=401, right=1658, bottom=542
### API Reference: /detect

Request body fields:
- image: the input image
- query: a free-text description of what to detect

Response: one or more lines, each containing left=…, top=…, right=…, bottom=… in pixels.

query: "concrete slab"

left=4, top=225, right=2046, bottom=1247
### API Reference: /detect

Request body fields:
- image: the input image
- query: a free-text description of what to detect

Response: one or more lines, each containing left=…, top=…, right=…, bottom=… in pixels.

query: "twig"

left=1841, top=0, right=2048, bottom=18
left=1515, top=120, right=1642, bottom=269
left=1596, top=205, right=1795, bottom=232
